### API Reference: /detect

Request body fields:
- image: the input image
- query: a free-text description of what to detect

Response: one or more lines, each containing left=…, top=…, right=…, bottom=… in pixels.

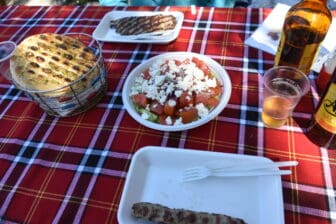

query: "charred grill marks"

left=11, top=33, right=99, bottom=94
left=110, top=14, right=177, bottom=35
left=131, top=202, right=247, bottom=224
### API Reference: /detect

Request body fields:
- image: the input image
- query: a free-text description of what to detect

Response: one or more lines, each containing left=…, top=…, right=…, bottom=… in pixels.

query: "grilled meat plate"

left=110, top=14, right=177, bottom=35
left=132, top=202, right=247, bottom=224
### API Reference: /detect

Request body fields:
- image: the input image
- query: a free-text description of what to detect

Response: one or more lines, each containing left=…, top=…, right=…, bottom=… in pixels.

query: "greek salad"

left=130, top=57, right=222, bottom=125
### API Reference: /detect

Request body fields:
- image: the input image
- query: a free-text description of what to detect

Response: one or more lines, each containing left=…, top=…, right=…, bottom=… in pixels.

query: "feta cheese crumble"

left=196, top=103, right=209, bottom=118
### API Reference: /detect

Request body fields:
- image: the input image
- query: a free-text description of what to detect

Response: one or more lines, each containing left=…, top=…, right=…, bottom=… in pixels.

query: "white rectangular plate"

left=93, top=11, right=184, bottom=44
left=118, top=146, right=285, bottom=224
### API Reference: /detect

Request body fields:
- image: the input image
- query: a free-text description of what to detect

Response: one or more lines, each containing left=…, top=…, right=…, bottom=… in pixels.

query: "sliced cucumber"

left=136, top=106, right=158, bottom=122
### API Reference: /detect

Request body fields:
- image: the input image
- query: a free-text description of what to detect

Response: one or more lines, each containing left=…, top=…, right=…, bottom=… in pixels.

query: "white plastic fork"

left=181, top=161, right=297, bottom=182
left=126, top=30, right=175, bottom=40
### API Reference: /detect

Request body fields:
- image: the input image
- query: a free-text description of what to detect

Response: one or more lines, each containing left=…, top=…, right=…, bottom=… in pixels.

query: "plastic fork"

left=127, top=30, right=175, bottom=40
left=181, top=161, right=297, bottom=182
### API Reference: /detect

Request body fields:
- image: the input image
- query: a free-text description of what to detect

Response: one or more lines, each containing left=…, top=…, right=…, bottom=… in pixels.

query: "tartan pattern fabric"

left=0, top=5, right=335, bottom=224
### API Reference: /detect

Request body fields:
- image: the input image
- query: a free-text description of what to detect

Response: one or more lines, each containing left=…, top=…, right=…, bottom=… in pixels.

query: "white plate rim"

left=117, top=146, right=285, bottom=224
left=121, top=52, right=232, bottom=132
left=92, top=10, right=184, bottom=44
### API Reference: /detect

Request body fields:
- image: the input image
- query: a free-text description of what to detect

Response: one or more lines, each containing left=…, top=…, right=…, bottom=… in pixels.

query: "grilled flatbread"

left=110, top=14, right=177, bottom=35
left=10, top=33, right=99, bottom=97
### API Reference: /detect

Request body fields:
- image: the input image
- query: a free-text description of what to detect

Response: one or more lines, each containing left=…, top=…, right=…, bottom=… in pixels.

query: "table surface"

left=0, top=5, right=335, bottom=224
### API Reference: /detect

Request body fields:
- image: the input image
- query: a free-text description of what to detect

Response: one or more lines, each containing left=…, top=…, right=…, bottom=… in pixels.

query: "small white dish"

left=121, top=52, right=232, bottom=132
left=93, top=11, right=184, bottom=44
left=117, top=146, right=285, bottom=224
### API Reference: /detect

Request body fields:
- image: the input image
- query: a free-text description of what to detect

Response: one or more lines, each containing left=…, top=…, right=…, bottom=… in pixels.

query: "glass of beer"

left=262, top=66, right=310, bottom=128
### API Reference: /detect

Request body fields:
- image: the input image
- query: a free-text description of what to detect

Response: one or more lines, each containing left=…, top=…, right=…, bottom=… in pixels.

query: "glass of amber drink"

left=262, top=66, right=310, bottom=128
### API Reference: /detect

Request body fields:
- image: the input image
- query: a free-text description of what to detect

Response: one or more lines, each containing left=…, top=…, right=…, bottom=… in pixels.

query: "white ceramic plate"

left=117, top=146, right=285, bottom=224
left=93, top=11, right=184, bottom=44
left=122, top=52, right=232, bottom=132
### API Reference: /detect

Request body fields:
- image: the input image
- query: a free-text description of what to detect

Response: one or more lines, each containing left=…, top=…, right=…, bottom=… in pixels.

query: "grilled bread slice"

left=10, top=33, right=99, bottom=97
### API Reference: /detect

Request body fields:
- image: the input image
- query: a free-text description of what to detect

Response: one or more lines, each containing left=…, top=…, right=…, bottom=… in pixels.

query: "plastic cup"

left=261, top=66, right=310, bottom=128
left=0, top=41, right=16, bottom=81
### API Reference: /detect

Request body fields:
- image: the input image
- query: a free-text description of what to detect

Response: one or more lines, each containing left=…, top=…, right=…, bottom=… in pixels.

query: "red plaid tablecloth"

left=0, top=5, right=335, bottom=224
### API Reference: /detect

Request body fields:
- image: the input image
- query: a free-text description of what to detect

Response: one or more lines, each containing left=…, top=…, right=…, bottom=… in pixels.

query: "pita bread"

left=10, top=33, right=99, bottom=97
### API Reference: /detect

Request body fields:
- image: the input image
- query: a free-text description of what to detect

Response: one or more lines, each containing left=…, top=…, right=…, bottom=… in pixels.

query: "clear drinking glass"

left=0, top=41, right=16, bottom=81
left=262, top=66, right=310, bottom=128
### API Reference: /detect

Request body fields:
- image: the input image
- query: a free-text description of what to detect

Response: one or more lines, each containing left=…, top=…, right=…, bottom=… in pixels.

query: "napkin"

left=245, top=3, right=336, bottom=72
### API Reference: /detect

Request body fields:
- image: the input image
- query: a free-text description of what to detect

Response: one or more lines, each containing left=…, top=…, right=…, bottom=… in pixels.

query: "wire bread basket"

left=2, top=33, right=107, bottom=117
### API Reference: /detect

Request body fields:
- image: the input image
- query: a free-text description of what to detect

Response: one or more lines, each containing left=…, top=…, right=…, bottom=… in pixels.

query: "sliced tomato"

left=163, top=98, right=176, bottom=116
left=195, top=92, right=210, bottom=105
left=159, top=115, right=168, bottom=124
left=192, top=57, right=211, bottom=76
left=198, top=62, right=211, bottom=76
left=174, top=59, right=182, bottom=66
left=182, top=58, right=191, bottom=65
left=177, top=107, right=198, bottom=123
left=208, top=85, right=222, bottom=97
left=142, top=69, right=151, bottom=80
left=178, top=91, right=194, bottom=108
left=191, top=57, right=201, bottom=66
left=159, top=115, right=175, bottom=125
left=132, top=93, right=148, bottom=108
left=195, top=92, right=220, bottom=108
left=207, top=97, right=220, bottom=107
left=150, top=101, right=164, bottom=115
